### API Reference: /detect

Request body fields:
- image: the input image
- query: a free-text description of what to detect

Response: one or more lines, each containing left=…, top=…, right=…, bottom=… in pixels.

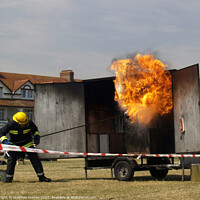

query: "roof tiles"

left=0, top=72, right=80, bottom=92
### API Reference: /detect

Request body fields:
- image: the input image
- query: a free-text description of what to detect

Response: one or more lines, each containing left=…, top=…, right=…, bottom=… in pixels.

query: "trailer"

left=34, top=64, right=200, bottom=181
left=85, top=156, right=181, bottom=181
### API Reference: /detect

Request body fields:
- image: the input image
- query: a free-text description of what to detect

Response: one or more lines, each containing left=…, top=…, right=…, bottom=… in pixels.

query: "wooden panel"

left=173, top=64, right=200, bottom=153
left=87, top=134, right=98, bottom=153
left=99, top=134, right=109, bottom=153
left=149, top=113, right=174, bottom=153
left=35, top=83, right=86, bottom=159
left=124, top=119, right=150, bottom=154
left=109, top=132, right=126, bottom=153
left=86, top=107, right=113, bottom=134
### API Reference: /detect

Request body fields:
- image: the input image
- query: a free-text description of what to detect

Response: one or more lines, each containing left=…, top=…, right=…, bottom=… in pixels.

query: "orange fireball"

left=110, top=54, right=173, bottom=124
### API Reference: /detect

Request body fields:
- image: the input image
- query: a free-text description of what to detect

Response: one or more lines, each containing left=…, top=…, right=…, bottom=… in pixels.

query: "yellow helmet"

left=13, top=112, right=29, bottom=125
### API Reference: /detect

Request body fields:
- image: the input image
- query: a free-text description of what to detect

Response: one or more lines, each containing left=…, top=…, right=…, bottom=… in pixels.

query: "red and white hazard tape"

left=1, top=144, right=200, bottom=158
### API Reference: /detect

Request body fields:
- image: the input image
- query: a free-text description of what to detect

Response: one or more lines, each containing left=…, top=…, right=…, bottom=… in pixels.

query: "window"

left=27, top=90, right=33, bottom=98
left=24, top=109, right=33, bottom=120
left=0, top=108, right=4, bottom=120
left=0, top=107, right=7, bottom=128
left=21, top=85, right=34, bottom=99
left=21, top=89, right=26, bottom=98
left=0, top=88, right=2, bottom=98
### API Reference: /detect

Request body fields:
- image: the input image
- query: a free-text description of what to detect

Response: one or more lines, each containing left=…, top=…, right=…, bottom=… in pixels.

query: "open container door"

left=173, top=64, right=200, bottom=153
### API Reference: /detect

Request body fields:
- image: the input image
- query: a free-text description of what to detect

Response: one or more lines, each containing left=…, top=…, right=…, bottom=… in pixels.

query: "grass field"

left=0, top=158, right=200, bottom=200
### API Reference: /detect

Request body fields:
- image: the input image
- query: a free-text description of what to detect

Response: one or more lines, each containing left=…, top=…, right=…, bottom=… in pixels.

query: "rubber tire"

left=114, top=161, right=134, bottom=181
left=148, top=157, right=170, bottom=179
left=150, top=168, right=169, bottom=179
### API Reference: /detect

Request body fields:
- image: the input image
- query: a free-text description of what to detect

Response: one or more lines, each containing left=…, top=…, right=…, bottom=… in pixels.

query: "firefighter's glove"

left=34, top=135, right=40, bottom=145
left=3, top=140, right=12, bottom=145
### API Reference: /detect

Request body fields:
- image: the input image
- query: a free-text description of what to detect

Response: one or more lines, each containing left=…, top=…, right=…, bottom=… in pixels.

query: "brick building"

left=0, top=70, right=77, bottom=127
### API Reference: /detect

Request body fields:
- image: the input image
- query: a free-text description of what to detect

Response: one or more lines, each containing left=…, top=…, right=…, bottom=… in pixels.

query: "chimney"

left=60, top=69, right=74, bottom=82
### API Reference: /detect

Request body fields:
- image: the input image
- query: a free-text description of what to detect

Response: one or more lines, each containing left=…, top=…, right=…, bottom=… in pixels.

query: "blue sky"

left=1, top=0, right=200, bottom=79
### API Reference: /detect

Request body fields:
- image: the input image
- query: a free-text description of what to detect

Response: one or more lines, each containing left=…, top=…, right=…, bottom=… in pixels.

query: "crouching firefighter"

left=0, top=112, right=51, bottom=183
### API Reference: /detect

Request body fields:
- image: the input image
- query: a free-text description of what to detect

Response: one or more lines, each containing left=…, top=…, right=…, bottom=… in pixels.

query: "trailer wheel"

left=114, top=161, right=134, bottom=181
left=148, top=158, right=170, bottom=179
left=150, top=168, right=168, bottom=179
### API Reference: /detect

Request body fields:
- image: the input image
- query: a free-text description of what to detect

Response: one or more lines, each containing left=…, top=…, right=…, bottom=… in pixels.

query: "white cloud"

left=157, top=44, right=200, bottom=69
left=156, top=25, right=183, bottom=33
left=0, top=0, right=200, bottom=79
left=0, top=0, right=70, bottom=12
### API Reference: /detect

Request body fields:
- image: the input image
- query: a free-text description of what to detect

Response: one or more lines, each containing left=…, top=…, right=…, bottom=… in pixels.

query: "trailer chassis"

left=85, top=156, right=186, bottom=181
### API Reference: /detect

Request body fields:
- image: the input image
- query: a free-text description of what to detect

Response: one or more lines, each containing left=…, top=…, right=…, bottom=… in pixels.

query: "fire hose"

left=40, top=114, right=122, bottom=138
left=4, top=114, right=195, bottom=159
left=2, top=114, right=123, bottom=146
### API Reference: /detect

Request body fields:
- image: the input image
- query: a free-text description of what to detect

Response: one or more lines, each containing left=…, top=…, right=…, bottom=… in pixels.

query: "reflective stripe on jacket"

left=0, top=120, right=40, bottom=146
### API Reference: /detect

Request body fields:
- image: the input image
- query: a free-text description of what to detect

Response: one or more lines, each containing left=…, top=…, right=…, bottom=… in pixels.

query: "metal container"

left=191, top=164, right=200, bottom=181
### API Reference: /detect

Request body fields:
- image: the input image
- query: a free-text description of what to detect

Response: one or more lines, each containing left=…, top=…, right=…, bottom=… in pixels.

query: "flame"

left=110, top=54, right=173, bottom=124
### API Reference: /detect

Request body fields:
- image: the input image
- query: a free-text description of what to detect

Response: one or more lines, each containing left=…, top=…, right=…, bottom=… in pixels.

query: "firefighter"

left=0, top=112, right=51, bottom=183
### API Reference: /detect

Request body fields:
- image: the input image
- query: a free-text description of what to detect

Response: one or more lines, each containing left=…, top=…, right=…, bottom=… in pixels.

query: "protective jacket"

left=0, top=120, right=40, bottom=147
